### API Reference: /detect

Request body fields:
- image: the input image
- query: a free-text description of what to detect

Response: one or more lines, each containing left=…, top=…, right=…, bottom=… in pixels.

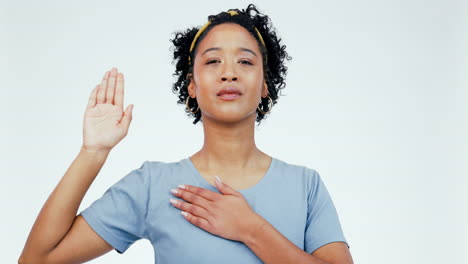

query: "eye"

left=239, top=60, right=253, bottom=65
left=206, top=59, right=220, bottom=64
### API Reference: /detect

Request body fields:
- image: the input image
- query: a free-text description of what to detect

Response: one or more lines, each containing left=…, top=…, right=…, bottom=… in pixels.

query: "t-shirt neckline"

left=182, top=156, right=277, bottom=195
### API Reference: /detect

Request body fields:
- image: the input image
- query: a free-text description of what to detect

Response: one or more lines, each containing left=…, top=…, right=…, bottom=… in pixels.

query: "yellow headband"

left=188, top=10, right=267, bottom=65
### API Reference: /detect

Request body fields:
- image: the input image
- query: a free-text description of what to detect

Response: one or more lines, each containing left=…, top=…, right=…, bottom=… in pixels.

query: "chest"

left=197, top=168, right=268, bottom=191
left=145, top=187, right=308, bottom=263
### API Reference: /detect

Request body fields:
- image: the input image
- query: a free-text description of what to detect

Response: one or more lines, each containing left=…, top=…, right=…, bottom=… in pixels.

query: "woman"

left=19, top=4, right=353, bottom=264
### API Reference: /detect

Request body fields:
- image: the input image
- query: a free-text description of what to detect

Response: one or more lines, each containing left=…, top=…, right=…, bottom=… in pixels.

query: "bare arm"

left=19, top=147, right=113, bottom=263
left=19, top=67, right=134, bottom=263
left=243, top=215, right=354, bottom=264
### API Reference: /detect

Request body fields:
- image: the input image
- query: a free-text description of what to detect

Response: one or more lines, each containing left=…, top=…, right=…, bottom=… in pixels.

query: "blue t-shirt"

left=80, top=157, right=349, bottom=263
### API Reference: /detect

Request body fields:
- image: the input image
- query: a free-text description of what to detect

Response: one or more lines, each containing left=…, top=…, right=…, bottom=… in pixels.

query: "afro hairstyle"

left=170, top=3, right=291, bottom=125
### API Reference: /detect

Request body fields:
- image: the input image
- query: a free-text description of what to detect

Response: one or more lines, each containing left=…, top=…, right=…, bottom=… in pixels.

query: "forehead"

left=196, top=23, right=260, bottom=53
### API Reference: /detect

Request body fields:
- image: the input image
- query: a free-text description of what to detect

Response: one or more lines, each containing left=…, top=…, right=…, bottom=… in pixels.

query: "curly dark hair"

left=170, top=4, right=291, bottom=125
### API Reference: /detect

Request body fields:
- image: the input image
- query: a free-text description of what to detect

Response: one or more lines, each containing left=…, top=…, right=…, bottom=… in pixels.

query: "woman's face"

left=188, top=22, right=268, bottom=124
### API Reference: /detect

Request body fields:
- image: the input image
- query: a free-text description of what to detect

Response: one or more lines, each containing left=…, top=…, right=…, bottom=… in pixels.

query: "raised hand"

left=82, top=67, right=134, bottom=152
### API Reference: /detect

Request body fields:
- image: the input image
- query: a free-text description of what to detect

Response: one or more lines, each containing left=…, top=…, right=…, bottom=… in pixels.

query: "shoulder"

left=144, top=159, right=187, bottom=176
left=118, top=159, right=183, bottom=186
left=138, top=158, right=193, bottom=188
left=272, top=157, right=320, bottom=181
left=270, top=157, right=323, bottom=195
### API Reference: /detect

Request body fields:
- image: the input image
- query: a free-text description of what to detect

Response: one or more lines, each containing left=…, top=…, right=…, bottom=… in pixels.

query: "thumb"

left=214, top=176, right=238, bottom=195
left=120, top=104, right=134, bottom=129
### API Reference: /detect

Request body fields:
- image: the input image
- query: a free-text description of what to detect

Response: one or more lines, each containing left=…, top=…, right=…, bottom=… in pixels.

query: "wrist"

left=80, top=145, right=111, bottom=159
left=81, top=144, right=111, bottom=154
left=242, top=213, right=268, bottom=245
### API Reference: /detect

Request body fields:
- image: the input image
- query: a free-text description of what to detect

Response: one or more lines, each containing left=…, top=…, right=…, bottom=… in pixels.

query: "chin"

left=203, top=110, right=257, bottom=124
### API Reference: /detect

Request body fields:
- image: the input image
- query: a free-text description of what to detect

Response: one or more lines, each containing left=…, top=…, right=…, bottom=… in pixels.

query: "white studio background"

left=1, top=0, right=466, bottom=263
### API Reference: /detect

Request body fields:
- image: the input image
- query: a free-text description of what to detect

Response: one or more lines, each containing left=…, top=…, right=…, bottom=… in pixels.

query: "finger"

left=181, top=211, right=211, bottom=231
left=177, top=185, right=222, bottom=201
left=97, top=71, right=110, bottom=104
left=171, top=199, right=209, bottom=219
left=106, top=67, right=117, bottom=104
left=172, top=188, right=212, bottom=211
left=214, top=176, right=239, bottom=196
left=86, top=85, right=99, bottom=109
left=119, top=104, right=134, bottom=129
left=115, top=72, right=124, bottom=108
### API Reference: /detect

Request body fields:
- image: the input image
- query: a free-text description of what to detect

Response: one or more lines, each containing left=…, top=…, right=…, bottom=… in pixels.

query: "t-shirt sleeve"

left=304, top=169, right=350, bottom=254
left=79, top=161, right=151, bottom=254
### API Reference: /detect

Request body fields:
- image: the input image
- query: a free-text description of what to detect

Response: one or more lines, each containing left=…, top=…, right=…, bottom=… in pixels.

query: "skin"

left=172, top=23, right=354, bottom=264
left=19, top=23, right=353, bottom=264
left=187, top=23, right=271, bottom=190
left=18, top=69, right=127, bottom=263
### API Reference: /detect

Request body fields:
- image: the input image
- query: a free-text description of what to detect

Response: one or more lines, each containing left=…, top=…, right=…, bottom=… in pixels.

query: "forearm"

left=242, top=215, right=330, bottom=264
left=20, top=146, right=109, bottom=258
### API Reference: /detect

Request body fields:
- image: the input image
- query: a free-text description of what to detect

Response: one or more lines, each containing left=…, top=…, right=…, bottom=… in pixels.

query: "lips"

left=218, top=94, right=241, bottom=100
left=217, top=87, right=242, bottom=96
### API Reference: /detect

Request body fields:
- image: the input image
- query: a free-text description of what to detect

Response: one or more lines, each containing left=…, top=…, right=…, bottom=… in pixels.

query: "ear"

left=187, top=73, right=196, bottom=98
left=261, top=80, right=268, bottom=97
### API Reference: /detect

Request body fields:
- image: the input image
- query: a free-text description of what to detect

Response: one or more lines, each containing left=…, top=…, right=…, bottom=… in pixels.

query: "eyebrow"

left=201, top=47, right=257, bottom=57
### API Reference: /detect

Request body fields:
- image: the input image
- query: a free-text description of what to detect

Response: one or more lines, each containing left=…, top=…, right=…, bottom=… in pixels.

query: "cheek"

left=194, top=68, right=217, bottom=86
left=194, top=80, right=215, bottom=99
left=192, top=78, right=215, bottom=107
left=246, top=73, right=265, bottom=94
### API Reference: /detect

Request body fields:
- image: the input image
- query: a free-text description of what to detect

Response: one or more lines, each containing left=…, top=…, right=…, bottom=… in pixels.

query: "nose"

left=221, top=76, right=237, bottom=81
left=220, top=61, right=237, bottom=82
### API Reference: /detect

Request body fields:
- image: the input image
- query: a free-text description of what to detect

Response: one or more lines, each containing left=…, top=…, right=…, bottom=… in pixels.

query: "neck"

left=190, top=114, right=267, bottom=180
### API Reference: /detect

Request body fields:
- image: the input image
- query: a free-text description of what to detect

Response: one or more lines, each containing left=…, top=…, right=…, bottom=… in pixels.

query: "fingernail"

left=170, top=188, right=179, bottom=195
left=215, top=175, right=223, bottom=184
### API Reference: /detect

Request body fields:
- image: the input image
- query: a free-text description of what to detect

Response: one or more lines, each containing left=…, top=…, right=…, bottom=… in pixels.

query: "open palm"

left=83, top=68, right=134, bottom=151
